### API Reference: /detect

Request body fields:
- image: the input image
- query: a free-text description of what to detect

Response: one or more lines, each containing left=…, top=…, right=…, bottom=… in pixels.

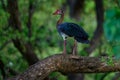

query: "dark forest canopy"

left=0, top=0, right=120, bottom=80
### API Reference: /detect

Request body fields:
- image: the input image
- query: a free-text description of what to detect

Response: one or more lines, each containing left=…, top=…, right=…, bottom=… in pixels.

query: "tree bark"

left=68, top=73, right=84, bottom=80
left=12, top=39, right=39, bottom=65
left=27, top=0, right=36, bottom=38
left=84, top=0, right=104, bottom=54
left=0, top=0, right=6, bottom=11
left=7, top=0, right=21, bottom=30
left=7, top=0, right=39, bottom=65
left=7, top=54, right=120, bottom=80
left=67, top=0, right=85, bottom=20
left=0, top=59, right=6, bottom=79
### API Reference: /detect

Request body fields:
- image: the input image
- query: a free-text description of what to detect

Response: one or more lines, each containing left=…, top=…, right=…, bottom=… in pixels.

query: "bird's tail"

left=74, top=37, right=90, bottom=44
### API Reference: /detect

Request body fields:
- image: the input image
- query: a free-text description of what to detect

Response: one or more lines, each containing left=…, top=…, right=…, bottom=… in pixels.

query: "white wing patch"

left=61, top=32, right=68, bottom=40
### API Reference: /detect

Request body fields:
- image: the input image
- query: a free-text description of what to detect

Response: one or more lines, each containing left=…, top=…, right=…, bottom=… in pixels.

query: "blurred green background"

left=0, top=0, right=120, bottom=80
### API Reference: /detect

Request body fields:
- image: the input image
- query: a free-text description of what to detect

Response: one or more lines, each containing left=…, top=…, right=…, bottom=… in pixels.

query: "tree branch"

left=84, top=0, right=104, bottom=54
left=7, top=54, right=120, bottom=80
left=67, top=0, right=85, bottom=20
left=7, top=0, right=21, bottom=30
left=12, top=39, right=39, bottom=65
left=27, top=0, right=35, bottom=38
left=0, top=0, right=6, bottom=11
left=7, top=0, right=39, bottom=65
left=0, top=59, right=6, bottom=79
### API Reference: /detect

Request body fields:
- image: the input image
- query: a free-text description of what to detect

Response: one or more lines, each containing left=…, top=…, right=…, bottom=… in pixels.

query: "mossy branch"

left=7, top=54, right=120, bottom=80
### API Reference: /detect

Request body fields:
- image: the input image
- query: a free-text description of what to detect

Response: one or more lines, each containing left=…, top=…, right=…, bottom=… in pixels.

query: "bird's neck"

left=57, top=14, right=64, bottom=26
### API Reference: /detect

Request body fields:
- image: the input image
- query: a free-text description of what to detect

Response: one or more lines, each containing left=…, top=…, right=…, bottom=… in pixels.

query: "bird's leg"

left=63, top=40, right=67, bottom=54
left=72, top=39, right=77, bottom=55
left=70, top=39, right=79, bottom=59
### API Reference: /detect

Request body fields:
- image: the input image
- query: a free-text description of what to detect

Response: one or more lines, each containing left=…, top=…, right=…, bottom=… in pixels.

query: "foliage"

left=0, top=0, right=120, bottom=80
left=104, top=2, right=120, bottom=59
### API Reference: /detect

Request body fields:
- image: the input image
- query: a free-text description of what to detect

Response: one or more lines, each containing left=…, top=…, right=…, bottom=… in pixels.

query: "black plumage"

left=53, top=9, right=89, bottom=54
left=58, top=22, right=89, bottom=43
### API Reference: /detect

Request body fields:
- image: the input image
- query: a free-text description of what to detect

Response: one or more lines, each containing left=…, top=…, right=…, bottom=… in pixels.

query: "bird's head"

left=53, top=9, right=64, bottom=15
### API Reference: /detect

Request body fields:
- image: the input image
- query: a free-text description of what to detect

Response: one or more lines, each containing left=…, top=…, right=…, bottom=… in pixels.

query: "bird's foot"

left=72, top=46, right=77, bottom=55
left=62, top=51, right=67, bottom=55
left=69, top=55, right=79, bottom=59
left=62, top=52, right=66, bottom=55
left=70, top=50, right=79, bottom=59
left=72, top=51, right=76, bottom=55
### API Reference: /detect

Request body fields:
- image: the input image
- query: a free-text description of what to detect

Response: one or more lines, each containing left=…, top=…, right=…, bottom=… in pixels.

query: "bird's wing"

left=58, top=23, right=89, bottom=39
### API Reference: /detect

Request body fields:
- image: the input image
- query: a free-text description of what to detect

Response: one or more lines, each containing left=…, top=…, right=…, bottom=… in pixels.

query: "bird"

left=53, top=9, right=89, bottom=55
